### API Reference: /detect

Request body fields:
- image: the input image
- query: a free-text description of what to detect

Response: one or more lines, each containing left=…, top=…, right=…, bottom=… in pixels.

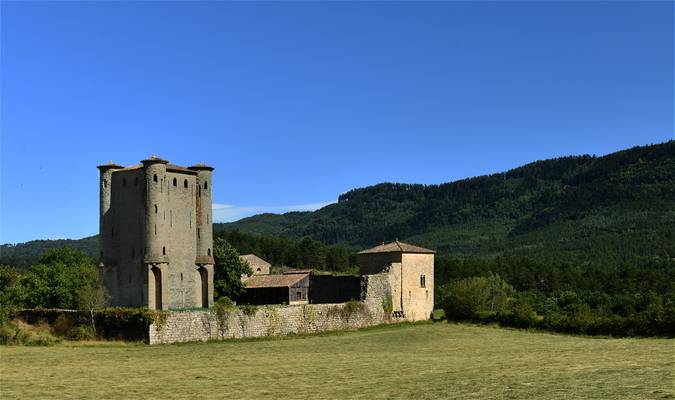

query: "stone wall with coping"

left=149, top=272, right=394, bottom=344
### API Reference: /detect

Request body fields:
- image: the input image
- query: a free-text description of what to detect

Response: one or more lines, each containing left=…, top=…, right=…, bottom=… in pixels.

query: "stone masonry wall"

left=149, top=272, right=393, bottom=344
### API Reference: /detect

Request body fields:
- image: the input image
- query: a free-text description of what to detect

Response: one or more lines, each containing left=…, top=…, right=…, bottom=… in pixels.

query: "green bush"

left=20, top=249, right=98, bottom=310
left=431, top=309, right=446, bottom=321
left=0, top=319, right=29, bottom=345
left=382, top=298, right=393, bottom=315
left=344, top=300, right=365, bottom=315
left=440, top=274, right=515, bottom=320
left=0, top=318, right=60, bottom=346
left=68, top=325, right=96, bottom=341
left=240, top=305, right=258, bottom=316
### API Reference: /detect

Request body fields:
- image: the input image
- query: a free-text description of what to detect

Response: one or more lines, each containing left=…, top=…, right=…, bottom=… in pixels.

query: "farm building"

left=239, top=254, right=271, bottom=276
left=239, top=270, right=309, bottom=305
left=358, top=240, right=435, bottom=321
left=309, top=274, right=361, bottom=304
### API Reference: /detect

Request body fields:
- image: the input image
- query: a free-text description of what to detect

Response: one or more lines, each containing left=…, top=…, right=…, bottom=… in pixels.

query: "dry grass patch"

left=1, top=323, right=673, bottom=399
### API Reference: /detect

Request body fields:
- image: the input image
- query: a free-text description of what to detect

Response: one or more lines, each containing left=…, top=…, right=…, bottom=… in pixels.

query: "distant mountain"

left=3, top=141, right=673, bottom=270
left=216, top=141, right=675, bottom=266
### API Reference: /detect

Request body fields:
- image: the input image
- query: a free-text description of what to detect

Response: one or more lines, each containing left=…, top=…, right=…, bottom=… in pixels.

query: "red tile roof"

left=244, top=273, right=308, bottom=289
left=357, top=240, right=435, bottom=255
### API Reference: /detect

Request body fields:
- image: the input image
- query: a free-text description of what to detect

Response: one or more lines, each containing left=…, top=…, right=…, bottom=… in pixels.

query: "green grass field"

left=1, top=323, right=673, bottom=399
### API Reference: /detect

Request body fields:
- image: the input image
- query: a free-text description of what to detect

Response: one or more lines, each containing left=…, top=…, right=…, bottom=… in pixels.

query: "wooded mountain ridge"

left=217, top=140, right=675, bottom=267
left=2, top=141, right=673, bottom=270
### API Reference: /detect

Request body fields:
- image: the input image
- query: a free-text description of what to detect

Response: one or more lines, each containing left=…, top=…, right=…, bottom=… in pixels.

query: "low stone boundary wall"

left=149, top=273, right=393, bottom=344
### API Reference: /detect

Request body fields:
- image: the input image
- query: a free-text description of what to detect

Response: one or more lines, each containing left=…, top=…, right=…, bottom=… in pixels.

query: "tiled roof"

left=166, top=164, right=197, bottom=175
left=188, top=162, right=214, bottom=171
left=115, top=164, right=143, bottom=172
left=240, top=254, right=271, bottom=268
left=357, top=240, right=435, bottom=255
left=284, top=269, right=313, bottom=274
left=244, top=273, right=308, bottom=289
left=111, top=163, right=196, bottom=175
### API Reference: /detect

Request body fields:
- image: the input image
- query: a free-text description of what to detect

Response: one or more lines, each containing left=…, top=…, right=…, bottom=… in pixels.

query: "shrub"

left=0, top=319, right=29, bottom=345
left=96, top=307, right=168, bottom=339
left=431, top=309, right=446, bottom=321
left=240, top=305, right=258, bottom=316
left=21, top=249, right=98, bottom=310
left=382, top=297, right=393, bottom=315
left=52, top=314, right=77, bottom=336
left=212, top=297, right=236, bottom=335
left=440, top=274, right=515, bottom=319
left=0, top=318, right=60, bottom=346
left=68, top=325, right=96, bottom=341
left=344, top=300, right=365, bottom=315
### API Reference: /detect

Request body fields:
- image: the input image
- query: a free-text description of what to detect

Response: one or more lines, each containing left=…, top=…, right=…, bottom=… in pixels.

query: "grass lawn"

left=1, top=322, right=673, bottom=399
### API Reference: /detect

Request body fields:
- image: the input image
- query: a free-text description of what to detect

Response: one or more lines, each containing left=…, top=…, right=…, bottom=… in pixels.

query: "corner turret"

left=189, top=163, right=214, bottom=266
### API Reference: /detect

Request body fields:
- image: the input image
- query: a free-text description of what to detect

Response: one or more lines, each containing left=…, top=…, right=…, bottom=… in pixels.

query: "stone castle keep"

left=97, top=157, right=214, bottom=310
left=98, top=157, right=434, bottom=343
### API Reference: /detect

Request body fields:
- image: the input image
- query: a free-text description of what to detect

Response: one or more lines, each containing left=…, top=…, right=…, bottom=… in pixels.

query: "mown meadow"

left=1, top=322, right=673, bottom=400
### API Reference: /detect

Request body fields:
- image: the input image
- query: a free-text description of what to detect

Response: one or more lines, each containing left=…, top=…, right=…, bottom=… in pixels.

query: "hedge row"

left=13, top=308, right=169, bottom=342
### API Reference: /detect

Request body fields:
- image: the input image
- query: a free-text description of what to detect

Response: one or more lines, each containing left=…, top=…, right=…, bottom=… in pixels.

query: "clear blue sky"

left=1, top=1, right=673, bottom=244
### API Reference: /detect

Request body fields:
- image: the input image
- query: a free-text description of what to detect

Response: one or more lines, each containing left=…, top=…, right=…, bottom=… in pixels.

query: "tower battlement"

left=98, top=157, right=214, bottom=310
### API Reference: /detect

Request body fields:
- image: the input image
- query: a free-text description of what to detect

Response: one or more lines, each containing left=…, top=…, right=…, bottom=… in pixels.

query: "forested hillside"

left=0, top=237, right=99, bottom=270
left=2, top=141, right=673, bottom=269
left=217, top=141, right=675, bottom=266
left=2, top=141, right=674, bottom=336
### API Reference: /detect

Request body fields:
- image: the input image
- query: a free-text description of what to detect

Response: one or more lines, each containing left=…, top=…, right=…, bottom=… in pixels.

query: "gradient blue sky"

left=1, top=1, right=673, bottom=244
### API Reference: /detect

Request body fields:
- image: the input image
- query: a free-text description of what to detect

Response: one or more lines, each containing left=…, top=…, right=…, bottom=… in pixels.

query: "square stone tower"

left=358, top=241, right=435, bottom=321
left=97, top=156, right=214, bottom=310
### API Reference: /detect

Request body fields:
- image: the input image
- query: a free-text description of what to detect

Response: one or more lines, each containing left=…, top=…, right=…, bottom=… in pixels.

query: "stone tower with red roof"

left=358, top=240, right=435, bottom=321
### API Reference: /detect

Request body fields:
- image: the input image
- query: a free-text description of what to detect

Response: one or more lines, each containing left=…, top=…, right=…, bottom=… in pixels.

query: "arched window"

left=162, top=246, right=166, bottom=255
left=420, top=275, right=426, bottom=288
left=173, top=177, right=177, bottom=187
left=103, top=179, right=107, bottom=188
left=154, top=204, right=158, bottom=213
left=184, top=179, right=188, bottom=188
left=153, top=174, right=158, bottom=183
left=204, top=182, right=208, bottom=190
left=122, top=178, right=127, bottom=187
left=207, top=248, right=211, bottom=256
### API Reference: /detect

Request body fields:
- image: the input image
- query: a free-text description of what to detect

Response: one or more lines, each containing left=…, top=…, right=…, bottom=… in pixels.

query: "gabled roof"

left=284, top=269, right=313, bottom=274
left=244, top=273, right=308, bottom=289
left=357, top=240, right=435, bottom=255
left=239, top=254, right=271, bottom=267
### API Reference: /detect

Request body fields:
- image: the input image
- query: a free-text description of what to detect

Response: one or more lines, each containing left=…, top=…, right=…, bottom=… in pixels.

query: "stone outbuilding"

left=239, top=270, right=310, bottom=305
left=239, top=254, right=271, bottom=275
left=358, top=240, right=435, bottom=321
